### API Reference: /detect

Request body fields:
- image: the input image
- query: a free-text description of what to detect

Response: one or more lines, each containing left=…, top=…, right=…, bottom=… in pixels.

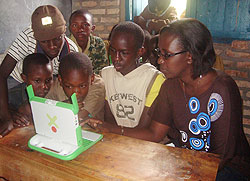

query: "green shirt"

left=71, top=34, right=108, bottom=74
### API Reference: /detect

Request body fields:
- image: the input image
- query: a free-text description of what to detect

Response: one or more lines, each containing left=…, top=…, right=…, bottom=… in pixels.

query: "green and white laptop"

left=27, top=85, right=103, bottom=160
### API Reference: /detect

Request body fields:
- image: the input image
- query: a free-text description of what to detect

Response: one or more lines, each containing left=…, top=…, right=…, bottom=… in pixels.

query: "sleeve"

left=148, top=80, right=173, bottom=126
left=83, top=75, right=105, bottom=119
left=45, top=78, right=67, bottom=101
left=92, top=37, right=109, bottom=74
left=7, top=28, right=31, bottom=63
left=145, top=73, right=166, bottom=107
left=165, top=7, right=178, bottom=22
left=66, top=36, right=79, bottom=52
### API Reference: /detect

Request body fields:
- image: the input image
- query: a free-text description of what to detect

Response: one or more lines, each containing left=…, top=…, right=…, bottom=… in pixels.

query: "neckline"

left=180, top=72, right=220, bottom=99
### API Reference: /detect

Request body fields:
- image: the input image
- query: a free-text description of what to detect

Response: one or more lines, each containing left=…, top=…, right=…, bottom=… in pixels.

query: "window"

left=125, top=0, right=187, bottom=21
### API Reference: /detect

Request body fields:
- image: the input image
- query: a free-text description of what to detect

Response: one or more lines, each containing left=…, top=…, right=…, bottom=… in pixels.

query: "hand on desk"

left=12, top=111, right=31, bottom=127
left=10, top=103, right=32, bottom=128
left=80, top=118, right=110, bottom=133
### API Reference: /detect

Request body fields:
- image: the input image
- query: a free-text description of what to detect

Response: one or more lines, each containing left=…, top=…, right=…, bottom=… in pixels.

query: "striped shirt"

left=7, top=27, right=78, bottom=83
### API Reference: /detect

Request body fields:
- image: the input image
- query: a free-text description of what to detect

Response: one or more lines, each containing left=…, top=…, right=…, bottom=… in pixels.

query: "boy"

left=69, top=9, right=108, bottom=74
left=0, top=5, right=78, bottom=136
left=87, top=21, right=165, bottom=134
left=4, top=53, right=53, bottom=131
left=46, top=52, right=105, bottom=122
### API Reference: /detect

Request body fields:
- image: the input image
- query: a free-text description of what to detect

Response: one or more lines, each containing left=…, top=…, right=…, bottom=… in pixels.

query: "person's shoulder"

left=161, top=6, right=177, bottom=20
left=214, top=71, right=236, bottom=86
left=46, top=78, right=67, bottom=101
left=210, top=71, right=239, bottom=94
left=101, top=65, right=114, bottom=77
left=90, top=34, right=105, bottom=45
left=141, top=63, right=162, bottom=74
left=22, top=26, right=34, bottom=36
left=93, top=74, right=105, bottom=87
left=101, top=65, right=114, bottom=73
left=65, top=35, right=79, bottom=52
left=15, top=26, right=35, bottom=41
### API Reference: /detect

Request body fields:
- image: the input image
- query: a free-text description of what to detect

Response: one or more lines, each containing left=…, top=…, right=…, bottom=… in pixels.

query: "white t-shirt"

left=101, top=63, right=162, bottom=128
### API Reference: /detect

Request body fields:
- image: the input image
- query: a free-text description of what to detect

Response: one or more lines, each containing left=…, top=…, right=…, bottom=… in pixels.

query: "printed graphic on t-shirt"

left=180, top=93, right=224, bottom=152
left=109, top=92, right=143, bottom=122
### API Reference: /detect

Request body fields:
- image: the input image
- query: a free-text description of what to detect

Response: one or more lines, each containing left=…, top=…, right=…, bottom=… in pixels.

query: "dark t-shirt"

left=149, top=72, right=250, bottom=176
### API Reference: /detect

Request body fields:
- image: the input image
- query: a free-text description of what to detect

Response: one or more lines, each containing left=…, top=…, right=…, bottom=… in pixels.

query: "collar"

left=36, top=37, right=70, bottom=62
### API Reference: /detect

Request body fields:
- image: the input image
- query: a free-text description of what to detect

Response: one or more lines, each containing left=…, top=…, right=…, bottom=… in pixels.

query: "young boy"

left=87, top=21, right=165, bottom=134
left=46, top=52, right=105, bottom=122
left=0, top=5, right=78, bottom=137
left=9, top=53, right=53, bottom=128
left=69, top=9, right=108, bottom=74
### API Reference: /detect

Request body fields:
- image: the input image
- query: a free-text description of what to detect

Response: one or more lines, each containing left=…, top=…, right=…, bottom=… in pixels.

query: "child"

left=134, top=0, right=177, bottom=35
left=46, top=52, right=105, bottom=122
left=12, top=53, right=53, bottom=127
left=86, top=21, right=165, bottom=134
left=0, top=5, right=78, bottom=136
left=69, top=9, right=108, bottom=74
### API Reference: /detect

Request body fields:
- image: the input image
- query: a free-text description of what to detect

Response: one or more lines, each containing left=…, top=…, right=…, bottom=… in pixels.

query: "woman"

left=144, top=18, right=250, bottom=180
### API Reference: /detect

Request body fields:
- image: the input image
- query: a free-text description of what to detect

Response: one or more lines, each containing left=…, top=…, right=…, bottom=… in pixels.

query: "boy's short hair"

left=69, top=9, right=94, bottom=25
left=59, top=52, right=93, bottom=76
left=111, top=21, right=145, bottom=49
left=32, top=5, right=66, bottom=41
left=22, top=53, right=51, bottom=75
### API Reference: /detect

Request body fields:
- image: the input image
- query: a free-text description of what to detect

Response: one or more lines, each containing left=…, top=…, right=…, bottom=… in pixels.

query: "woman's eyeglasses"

left=154, top=48, right=187, bottom=60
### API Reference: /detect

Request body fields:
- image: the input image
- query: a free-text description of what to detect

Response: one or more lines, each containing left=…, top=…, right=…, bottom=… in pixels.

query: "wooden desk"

left=0, top=126, right=220, bottom=180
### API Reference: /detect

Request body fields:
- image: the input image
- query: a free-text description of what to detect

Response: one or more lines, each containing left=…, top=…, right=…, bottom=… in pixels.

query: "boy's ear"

left=90, top=74, right=95, bottom=85
left=21, top=73, right=27, bottom=83
left=58, top=75, right=63, bottom=86
left=91, top=25, right=95, bottom=32
left=137, top=47, right=145, bottom=57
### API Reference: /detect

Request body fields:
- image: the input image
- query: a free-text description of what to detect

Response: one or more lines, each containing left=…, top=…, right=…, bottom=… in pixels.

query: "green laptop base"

left=28, top=130, right=103, bottom=161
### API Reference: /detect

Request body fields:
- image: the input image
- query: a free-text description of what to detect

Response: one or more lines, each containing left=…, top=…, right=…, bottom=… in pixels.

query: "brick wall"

left=214, top=41, right=250, bottom=144
left=72, top=0, right=123, bottom=40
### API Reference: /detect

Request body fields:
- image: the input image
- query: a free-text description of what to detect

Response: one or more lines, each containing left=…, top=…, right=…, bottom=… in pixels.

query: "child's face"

left=22, top=64, right=53, bottom=97
left=70, top=13, right=95, bottom=42
left=109, top=32, right=141, bottom=75
left=58, top=69, right=92, bottom=103
left=158, top=32, right=189, bottom=79
left=38, top=34, right=65, bottom=59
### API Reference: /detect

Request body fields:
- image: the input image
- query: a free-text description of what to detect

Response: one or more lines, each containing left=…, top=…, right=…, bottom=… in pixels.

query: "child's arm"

left=12, top=102, right=32, bottom=127
left=0, top=119, right=13, bottom=138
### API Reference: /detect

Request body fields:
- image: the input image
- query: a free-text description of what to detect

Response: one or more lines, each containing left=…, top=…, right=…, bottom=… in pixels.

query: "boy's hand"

left=80, top=118, right=103, bottom=130
left=80, top=118, right=112, bottom=133
left=0, top=119, right=14, bottom=138
left=78, top=100, right=85, bottom=111
left=12, top=112, right=31, bottom=127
